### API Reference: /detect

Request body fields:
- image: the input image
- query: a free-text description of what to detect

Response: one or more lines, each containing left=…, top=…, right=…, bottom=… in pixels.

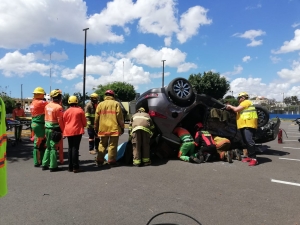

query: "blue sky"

left=0, top=0, right=300, bottom=101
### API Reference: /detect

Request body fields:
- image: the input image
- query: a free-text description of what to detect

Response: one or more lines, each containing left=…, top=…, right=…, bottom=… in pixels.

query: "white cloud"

left=221, top=65, right=243, bottom=77
left=177, top=62, right=197, bottom=72
left=292, top=22, right=300, bottom=28
left=177, top=6, right=212, bottom=43
left=0, top=0, right=211, bottom=49
left=272, top=29, right=300, bottom=54
left=34, top=51, right=68, bottom=62
left=127, top=44, right=194, bottom=70
left=0, top=51, right=49, bottom=77
left=233, top=29, right=266, bottom=47
left=270, top=56, right=281, bottom=64
left=164, top=37, right=172, bottom=46
left=242, top=56, right=251, bottom=62
left=230, top=77, right=290, bottom=101
left=277, top=60, right=300, bottom=83
left=150, top=72, right=171, bottom=78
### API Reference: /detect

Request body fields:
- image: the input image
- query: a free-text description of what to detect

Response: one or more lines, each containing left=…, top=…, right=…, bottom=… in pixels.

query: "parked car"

left=135, top=77, right=280, bottom=154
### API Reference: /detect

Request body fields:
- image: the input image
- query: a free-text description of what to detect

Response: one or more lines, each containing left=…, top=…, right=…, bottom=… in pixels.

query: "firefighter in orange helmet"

left=30, top=87, right=48, bottom=167
left=42, top=89, right=64, bottom=172
left=94, top=90, right=124, bottom=167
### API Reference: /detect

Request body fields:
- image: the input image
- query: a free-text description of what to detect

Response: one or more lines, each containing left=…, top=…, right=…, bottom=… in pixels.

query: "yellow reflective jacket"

left=0, top=97, right=8, bottom=198
left=236, top=100, right=258, bottom=129
left=129, top=111, right=155, bottom=137
left=85, top=101, right=98, bottom=129
left=94, top=96, right=124, bottom=136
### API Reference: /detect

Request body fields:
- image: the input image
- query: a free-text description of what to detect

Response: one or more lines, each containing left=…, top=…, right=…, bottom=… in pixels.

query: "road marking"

left=286, top=132, right=300, bottom=134
left=271, top=179, right=300, bottom=187
left=283, top=147, right=300, bottom=149
left=279, top=157, right=300, bottom=162
left=284, top=140, right=298, bottom=142
left=285, top=136, right=300, bottom=137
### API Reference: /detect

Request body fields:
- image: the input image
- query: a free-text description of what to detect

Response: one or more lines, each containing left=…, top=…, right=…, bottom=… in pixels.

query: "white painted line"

left=284, top=140, right=298, bottom=142
left=286, top=132, right=300, bottom=134
left=286, top=136, right=300, bottom=137
left=283, top=147, right=300, bottom=149
left=271, top=179, right=300, bottom=187
left=279, top=158, right=300, bottom=162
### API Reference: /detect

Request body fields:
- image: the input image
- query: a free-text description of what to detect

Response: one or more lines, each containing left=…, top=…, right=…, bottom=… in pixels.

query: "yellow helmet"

left=238, top=92, right=249, bottom=99
left=68, top=96, right=78, bottom=104
left=138, top=107, right=145, bottom=112
left=33, top=87, right=45, bottom=94
left=90, top=93, right=98, bottom=98
left=50, top=89, right=62, bottom=98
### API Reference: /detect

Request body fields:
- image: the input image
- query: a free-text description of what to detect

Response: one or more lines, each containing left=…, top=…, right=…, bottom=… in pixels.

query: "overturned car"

left=135, top=77, right=280, bottom=157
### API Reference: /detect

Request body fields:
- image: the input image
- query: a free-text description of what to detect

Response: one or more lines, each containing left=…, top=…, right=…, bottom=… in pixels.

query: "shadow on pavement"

left=259, top=148, right=290, bottom=157
left=6, top=138, right=33, bottom=163
left=256, top=156, right=272, bottom=164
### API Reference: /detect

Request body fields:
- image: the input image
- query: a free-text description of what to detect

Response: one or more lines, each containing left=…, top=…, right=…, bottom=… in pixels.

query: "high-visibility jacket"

left=45, top=102, right=64, bottom=132
left=30, top=99, right=48, bottom=123
left=173, top=127, right=194, bottom=143
left=194, top=130, right=216, bottom=148
left=12, top=107, right=25, bottom=119
left=63, top=106, right=87, bottom=136
left=94, top=96, right=124, bottom=136
left=0, top=97, right=8, bottom=198
left=85, top=101, right=98, bottom=129
left=129, top=111, right=154, bottom=137
left=236, top=100, right=258, bottom=129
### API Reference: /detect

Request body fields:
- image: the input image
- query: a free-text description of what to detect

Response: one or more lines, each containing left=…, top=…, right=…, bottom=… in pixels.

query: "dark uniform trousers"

left=132, top=129, right=150, bottom=165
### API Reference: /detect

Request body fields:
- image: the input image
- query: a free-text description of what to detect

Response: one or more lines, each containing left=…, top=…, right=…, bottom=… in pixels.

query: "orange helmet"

left=105, top=90, right=115, bottom=96
left=195, top=122, right=203, bottom=130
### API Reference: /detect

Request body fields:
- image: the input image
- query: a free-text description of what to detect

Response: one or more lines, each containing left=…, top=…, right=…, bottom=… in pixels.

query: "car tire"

left=254, top=104, right=269, bottom=127
left=167, top=78, right=195, bottom=106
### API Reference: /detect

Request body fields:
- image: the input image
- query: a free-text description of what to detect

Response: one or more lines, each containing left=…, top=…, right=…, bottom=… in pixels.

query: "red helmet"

left=195, top=122, right=203, bottom=130
left=105, top=89, right=115, bottom=96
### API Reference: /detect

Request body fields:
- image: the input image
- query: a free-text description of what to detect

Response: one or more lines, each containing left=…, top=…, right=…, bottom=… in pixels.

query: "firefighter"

left=85, top=93, right=99, bottom=155
left=94, top=90, right=124, bottom=167
left=63, top=96, right=87, bottom=173
left=173, top=126, right=201, bottom=163
left=129, top=107, right=154, bottom=167
left=30, top=87, right=48, bottom=167
left=226, top=92, right=258, bottom=166
left=194, top=122, right=218, bottom=163
left=12, top=102, right=25, bottom=142
left=42, top=89, right=65, bottom=172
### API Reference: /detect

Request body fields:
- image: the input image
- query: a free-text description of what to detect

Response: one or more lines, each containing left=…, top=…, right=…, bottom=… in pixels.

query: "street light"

left=161, top=60, right=166, bottom=87
left=83, top=28, right=89, bottom=108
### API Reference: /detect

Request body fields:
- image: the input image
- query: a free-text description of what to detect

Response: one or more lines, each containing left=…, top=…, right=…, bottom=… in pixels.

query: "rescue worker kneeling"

left=42, top=89, right=64, bottom=172
left=194, top=123, right=217, bottom=163
left=173, top=126, right=201, bottom=164
left=129, top=107, right=154, bottom=167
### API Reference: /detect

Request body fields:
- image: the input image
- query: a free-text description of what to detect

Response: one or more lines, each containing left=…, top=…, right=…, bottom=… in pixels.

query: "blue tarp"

left=104, top=142, right=128, bottom=161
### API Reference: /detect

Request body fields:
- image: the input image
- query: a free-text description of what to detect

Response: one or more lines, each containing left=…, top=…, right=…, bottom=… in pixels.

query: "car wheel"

left=167, top=78, right=195, bottom=105
left=254, top=104, right=269, bottom=127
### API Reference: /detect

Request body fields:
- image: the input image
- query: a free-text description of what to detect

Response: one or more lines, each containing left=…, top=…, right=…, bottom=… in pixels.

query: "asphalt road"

left=1, top=121, right=300, bottom=225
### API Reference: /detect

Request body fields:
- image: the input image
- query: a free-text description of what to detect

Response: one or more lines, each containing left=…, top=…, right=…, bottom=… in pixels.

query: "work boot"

left=133, top=163, right=141, bottom=167
left=73, top=168, right=84, bottom=173
left=233, top=149, right=242, bottom=161
left=204, top=153, right=211, bottom=162
left=34, top=164, right=40, bottom=168
left=248, top=158, right=258, bottom=166
left=42, top=166, right=49, bottom=170
left=226, top=151, right=233, bottom=163
left=89, top=150, right=97, bottom=155
left=242, top=157, right=252, bottom=163
left=143, top=161, right=152, bottom=166
left=189, top=156, right=201, bottom=164
left=50, top=167, right=62, bottom=172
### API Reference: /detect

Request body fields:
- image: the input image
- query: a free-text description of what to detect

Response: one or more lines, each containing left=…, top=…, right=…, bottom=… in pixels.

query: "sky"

left=0, top=0, right=300, bottom=101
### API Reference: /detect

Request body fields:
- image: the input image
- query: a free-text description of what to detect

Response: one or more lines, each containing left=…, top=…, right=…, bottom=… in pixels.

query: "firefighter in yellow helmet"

left=85, top=93, right=99, bottom=155
left=30, top=87, right=48, bottom=167
left=226, top=92, right=258, bottom=166
left=128, top=107, right=155, bottom=167
left=94, top=90, right=124, bottom=167
left=42, top=89, right=64, bottom=172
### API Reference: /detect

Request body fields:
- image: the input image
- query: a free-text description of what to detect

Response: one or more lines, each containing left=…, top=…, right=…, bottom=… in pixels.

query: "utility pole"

left=161, top=60, right=166, bottom=88
left=123, top=61, right=124, bottom=82
left=83, top=28, right=89, bottom=108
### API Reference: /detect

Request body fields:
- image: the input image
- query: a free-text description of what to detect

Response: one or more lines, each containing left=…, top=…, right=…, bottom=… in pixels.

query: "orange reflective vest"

left=0, top=97, right=8, bottom=197
left=45, top=102, right=65, bottom=131
left=12, top=108, right=25, bottom=119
